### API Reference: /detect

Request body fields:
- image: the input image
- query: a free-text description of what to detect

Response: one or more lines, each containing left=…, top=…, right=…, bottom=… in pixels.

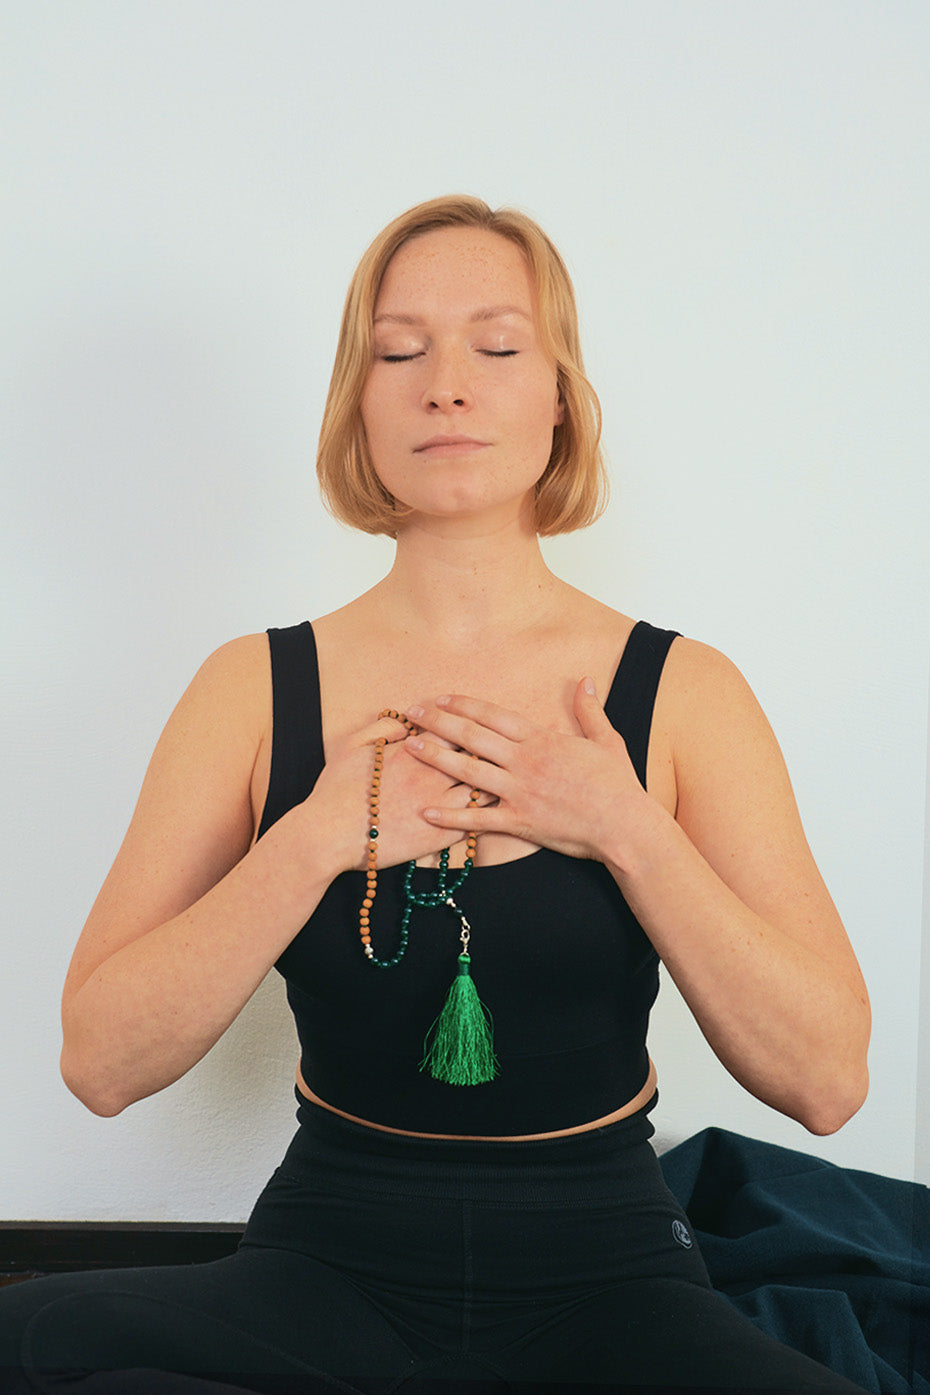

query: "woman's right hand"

left=304, top=713, right=488, bottom=875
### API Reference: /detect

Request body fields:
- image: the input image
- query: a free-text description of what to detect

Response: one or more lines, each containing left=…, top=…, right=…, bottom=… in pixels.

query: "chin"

left=398, top=485, right=539, bottom=529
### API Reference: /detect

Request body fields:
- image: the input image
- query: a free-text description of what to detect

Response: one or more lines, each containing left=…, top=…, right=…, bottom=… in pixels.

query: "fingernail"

left=407, top=736, right=424, bottom=750
left=583, top=676, right=596, bottom=695
left=423, top=807, right=440, bottom=821
left=436, top=694, right=451, bottom=707
left=407, top=704, right=424, bottom=719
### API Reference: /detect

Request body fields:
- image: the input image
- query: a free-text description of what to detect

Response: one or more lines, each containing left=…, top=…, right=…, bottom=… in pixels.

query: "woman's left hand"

left=403, top=680, right=650, bottom=862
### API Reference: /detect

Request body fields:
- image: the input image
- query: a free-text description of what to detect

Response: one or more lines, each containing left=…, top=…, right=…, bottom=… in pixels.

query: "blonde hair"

left=317, top=195, right=607, bottom=536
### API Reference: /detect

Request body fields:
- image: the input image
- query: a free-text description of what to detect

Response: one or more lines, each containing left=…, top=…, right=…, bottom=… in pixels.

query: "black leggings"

left=0, top=1097, right=869, bottom=1393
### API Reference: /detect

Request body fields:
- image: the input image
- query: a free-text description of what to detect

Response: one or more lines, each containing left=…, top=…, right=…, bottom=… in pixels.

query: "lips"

left=414, top=435, right=488, bottom=453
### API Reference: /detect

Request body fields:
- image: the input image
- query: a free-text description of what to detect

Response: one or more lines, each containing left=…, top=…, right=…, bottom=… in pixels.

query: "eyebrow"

left=373, top=304, right=532, bottom=326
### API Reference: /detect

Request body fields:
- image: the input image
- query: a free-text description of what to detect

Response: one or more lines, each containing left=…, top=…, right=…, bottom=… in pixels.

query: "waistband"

left=282, top=1090, right=661, bottom=1205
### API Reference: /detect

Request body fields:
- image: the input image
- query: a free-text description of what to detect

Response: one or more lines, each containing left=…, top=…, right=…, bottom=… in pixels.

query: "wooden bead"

left=361, top=708, right=478, bottom=969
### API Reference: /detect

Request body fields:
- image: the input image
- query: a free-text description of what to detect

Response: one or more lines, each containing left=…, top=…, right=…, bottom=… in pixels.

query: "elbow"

left=797, top=993, right=871, bottom=1137
left=797, top=1062, right=870, bottom=1137
left=60, top=1046, right=131, bottom=1118
left=60, top=999, right=138, bottom=1116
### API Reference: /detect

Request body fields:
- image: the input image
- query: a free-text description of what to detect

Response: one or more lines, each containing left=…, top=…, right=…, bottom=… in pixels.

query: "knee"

left=15, top=1290, right=180, bottom=1384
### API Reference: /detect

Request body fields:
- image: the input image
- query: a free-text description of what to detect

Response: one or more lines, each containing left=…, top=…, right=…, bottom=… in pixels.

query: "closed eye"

left=379, top=349, right=516, bottom=362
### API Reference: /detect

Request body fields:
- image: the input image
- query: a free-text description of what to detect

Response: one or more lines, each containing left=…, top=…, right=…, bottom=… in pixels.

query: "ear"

left=553, top=383, right=565, bottom=426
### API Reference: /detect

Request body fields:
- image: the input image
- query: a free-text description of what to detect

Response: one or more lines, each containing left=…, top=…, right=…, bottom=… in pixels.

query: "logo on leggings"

left=672, top=1219, right=693, bottom=1249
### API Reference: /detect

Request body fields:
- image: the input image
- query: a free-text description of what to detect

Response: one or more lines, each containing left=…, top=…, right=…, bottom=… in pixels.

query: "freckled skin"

left=361, top=228, right=564, bottom=529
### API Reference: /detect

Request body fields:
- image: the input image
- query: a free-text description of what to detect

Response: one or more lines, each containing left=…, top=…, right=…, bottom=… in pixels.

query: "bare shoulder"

left=116, top=629, right=273, bottom=864
left=162, top=631, right=273, bottom=837
left=655, top=636, right=782, bottom=787
left=660, top=633, right=755, bottom=699
left=180, top=631, right=271, bottom=722
left=655, top=635, right=835, bottom=931
left=147, top=629, right=267, bottom=756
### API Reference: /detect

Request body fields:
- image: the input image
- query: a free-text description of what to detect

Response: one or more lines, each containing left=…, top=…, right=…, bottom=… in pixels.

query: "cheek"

left=516, top=366, right=562, bottom=430
left=359, top=378, right=376, bottom=428
left=522, top=378, right=563, bottom=443
left=360, top=384, right=389, bottom=453
left=361, top=370, right=413, bottom=444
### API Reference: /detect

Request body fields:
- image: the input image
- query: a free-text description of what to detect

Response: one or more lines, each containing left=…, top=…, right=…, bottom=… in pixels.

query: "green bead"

left=369, top=843, right=476, bottom=971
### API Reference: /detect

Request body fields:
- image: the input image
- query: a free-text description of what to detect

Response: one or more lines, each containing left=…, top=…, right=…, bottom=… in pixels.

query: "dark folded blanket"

left=660, top=1129, right=930, bottom=1394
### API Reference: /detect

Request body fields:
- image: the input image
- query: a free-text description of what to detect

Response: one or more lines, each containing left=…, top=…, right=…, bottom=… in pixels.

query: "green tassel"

left=420, top=955, right=498, bottom=1086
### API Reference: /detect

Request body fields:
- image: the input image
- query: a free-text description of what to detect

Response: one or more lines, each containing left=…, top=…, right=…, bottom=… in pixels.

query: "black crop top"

left=258, top=620, right=678, bottom=1135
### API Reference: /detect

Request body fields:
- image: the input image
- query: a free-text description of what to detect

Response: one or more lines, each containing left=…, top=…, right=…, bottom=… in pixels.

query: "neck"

left=368, top=513, right=563, bottom=644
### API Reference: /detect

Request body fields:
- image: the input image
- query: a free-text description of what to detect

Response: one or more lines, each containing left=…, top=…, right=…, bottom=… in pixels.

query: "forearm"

left=604, top=797, right=870, bottom=1134
left=60, top=810, right=342, bottom=1116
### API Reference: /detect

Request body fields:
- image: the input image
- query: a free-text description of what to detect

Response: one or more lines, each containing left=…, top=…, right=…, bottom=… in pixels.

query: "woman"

left=1, top=196, right=872, bottom=1392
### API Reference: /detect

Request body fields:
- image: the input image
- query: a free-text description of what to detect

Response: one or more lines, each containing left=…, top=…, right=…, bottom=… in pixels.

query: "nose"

left=421, top=346, right=472, bottom=413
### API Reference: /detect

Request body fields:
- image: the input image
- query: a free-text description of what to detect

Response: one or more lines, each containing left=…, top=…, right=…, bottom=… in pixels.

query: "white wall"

left=2, top=0, right=928, bottom=1221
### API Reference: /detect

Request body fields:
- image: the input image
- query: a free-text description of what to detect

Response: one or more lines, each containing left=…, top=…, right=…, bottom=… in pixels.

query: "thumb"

left=356, top=712, right=415, bottom=747
left=573, top=677, right=612, bottom=739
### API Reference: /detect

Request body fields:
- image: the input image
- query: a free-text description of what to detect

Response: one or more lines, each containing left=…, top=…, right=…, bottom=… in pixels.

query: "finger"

left=421, top=801, right=509, bottom=834
left=572, top=677, right=615, bottom=741
left=411, top=695, right=531, bottom=742
left=354, top=713, right=417, bottom=747
left=404, top=734, right=509, bottom=798
left=419, top=731, right=458, bottom=751
left=406, top=701, right=522, bottom=764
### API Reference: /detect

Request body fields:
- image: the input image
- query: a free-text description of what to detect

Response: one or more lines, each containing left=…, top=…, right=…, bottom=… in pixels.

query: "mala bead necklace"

left=359, top=709, right=498, bottom=1087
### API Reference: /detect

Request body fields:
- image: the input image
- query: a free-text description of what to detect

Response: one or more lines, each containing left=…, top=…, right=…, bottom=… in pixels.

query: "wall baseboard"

left=0, top=1221, right=244, bottom=1280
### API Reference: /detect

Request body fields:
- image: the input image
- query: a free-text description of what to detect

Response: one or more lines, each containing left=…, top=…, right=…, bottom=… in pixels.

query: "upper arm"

left=63, top=633, right=272, bottom=1008
left=657, top=638, right=868, bottom=1003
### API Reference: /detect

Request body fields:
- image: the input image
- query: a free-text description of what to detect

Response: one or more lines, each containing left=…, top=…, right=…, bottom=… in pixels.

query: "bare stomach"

left=295, top=1058, right=659, bottom=1142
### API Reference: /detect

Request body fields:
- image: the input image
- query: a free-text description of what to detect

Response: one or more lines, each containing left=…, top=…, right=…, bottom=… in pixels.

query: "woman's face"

left=361, top=227, right=563, bottom=532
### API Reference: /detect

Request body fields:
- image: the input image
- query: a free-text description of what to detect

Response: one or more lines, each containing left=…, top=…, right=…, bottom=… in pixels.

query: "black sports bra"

left=258, top=620, right=678, bottom=1135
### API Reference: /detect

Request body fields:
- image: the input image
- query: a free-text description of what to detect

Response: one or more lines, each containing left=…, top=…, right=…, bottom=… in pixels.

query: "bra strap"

left=257, top=622, right=323, bottom=839
left=604, top=622, right=679, bottom=789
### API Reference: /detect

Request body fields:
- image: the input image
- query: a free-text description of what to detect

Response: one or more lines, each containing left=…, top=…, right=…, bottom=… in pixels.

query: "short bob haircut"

left=317, top=195, right=607, bottom=537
